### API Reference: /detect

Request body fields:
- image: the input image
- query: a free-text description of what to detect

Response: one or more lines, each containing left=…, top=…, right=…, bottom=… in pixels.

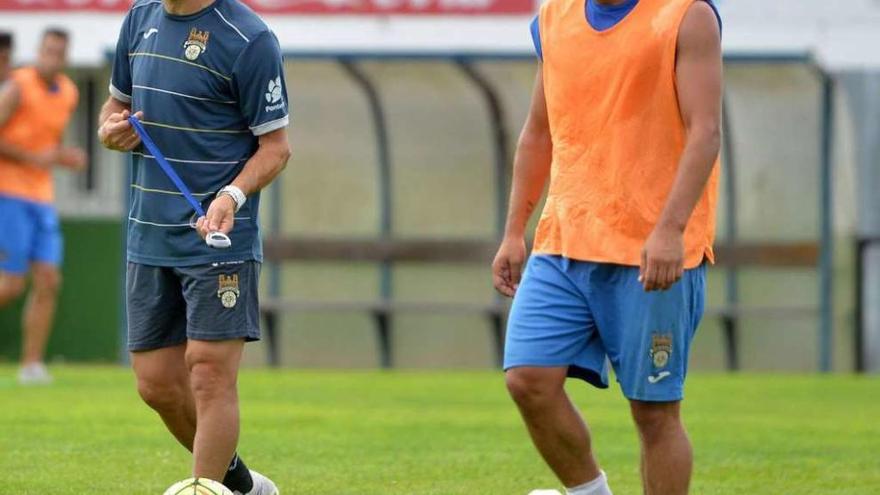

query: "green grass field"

left=0, top=366, right=878, bottom=494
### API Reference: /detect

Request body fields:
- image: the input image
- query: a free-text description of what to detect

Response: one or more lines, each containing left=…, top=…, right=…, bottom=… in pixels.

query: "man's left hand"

left=196, top=194, right=235, bottom=240
left=640, top=224, right=685, bottom=292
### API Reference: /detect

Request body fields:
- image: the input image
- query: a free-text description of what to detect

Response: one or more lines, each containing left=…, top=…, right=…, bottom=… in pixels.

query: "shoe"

left=235, top=470, right=278, bottom=495
left=528, top=491, right=563, bottom=495
left=18, top=363, right=53, bottom=385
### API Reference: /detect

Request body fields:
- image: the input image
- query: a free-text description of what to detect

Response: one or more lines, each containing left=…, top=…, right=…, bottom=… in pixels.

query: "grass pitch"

left=0, top=366, right=877, bottom=494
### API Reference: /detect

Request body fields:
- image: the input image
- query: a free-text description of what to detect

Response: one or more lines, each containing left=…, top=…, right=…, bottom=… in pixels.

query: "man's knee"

left=31, top=265, right=61, bottom=297
left=506, top=367, right=566, bottom=411
left=187, top=350, right=238, bottom=403
left=0, top=274, right=26, bottom=304
left=631, top=400, right=682, bottom=442
left=189, top=362, right=231, bottom=402
left=137, top=375, right=187, bottom=413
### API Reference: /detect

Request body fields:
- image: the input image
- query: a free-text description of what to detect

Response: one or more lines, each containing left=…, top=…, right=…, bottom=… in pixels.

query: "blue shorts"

left=0, top=194, right=63, bottom=274
left=504, top=255, right=706, bottom=402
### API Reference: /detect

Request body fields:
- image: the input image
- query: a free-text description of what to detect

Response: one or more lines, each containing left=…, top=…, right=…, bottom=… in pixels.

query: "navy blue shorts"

left=126, top=261, right=261, bottom=352
left=504, top=255, right=706, bottom=402
left=0, top=194, right=63, bottom=274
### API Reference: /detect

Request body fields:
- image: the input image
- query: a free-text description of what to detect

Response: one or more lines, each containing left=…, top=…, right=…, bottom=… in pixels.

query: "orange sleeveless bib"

left=0, top=67, right=78, bottom=204
left=534, top=0, right=718, bottom=268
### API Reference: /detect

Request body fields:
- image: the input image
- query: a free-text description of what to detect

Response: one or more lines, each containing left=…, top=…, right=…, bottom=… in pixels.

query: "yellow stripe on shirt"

left=128, top=52, right=232, bottom=81
left=140, top=120, right=250, bottom=134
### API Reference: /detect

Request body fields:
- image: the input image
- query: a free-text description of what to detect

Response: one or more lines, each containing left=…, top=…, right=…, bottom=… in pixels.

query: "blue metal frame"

left=720, top=97, right=740, bottom=371
left=455, top=60, right=512, bottom=367
left=723, top=53, right=836, bottom=372
left=818, top=72, right=836, bottom=373
left=277, top=51, right=536, bottom=62
left=854, top=236, right=880, bottom=372
left=338, top=60, right=395, bottom=369
left=279, top=50, right=813, bottom=64
left=722, top=53, right=813, bottom=65
left=264, top=173, right=283, bottom=367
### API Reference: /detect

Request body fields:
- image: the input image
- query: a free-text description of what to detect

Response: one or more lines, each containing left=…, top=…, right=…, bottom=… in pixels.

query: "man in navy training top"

left=98, top=0, right=290, bottom=493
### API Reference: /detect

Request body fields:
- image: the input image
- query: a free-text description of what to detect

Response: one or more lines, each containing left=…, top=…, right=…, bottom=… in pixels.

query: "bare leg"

left=631, top=400, right=692, bottom=495
left=506, top=367, right=602, bottom=487
left=0, top=272, right=26, bottom=307
left=186, top=339, right=244, bottom=482
left=21, top=263, right=60, bottom=365
left=132, top=343, right=197, bottom=450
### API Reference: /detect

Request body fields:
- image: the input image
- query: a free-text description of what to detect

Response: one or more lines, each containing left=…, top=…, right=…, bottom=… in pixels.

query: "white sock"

left=565, top=471, right=613, bottom=495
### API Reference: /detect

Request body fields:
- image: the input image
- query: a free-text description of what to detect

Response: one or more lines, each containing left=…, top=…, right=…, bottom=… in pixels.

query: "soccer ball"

left=163, top=478, right=233, bottom=495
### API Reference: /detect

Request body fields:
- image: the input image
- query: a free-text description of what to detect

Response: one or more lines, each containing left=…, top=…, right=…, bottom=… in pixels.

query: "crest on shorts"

left=217, top=274, right=240, bottom=309
left=649, top=333, right=673, bottom=369
left=183, top=28, right=209, bottom=61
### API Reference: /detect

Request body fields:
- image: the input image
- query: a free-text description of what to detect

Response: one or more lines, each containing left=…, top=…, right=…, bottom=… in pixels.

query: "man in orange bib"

left=492, top=0, right=722, bottom=493
left=0, top=28, right=85, bottom=385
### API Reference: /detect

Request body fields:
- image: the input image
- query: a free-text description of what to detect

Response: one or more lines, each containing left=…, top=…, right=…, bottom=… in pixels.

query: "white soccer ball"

left=163, top=478, right=233, bottom=495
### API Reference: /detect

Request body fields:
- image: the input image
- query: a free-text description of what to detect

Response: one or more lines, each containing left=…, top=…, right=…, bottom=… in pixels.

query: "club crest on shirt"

left=217, top=274, right=240, bottom=309
left=649, top=333, right=673, bottom=369
left=183, top=28, right=210, bottom=61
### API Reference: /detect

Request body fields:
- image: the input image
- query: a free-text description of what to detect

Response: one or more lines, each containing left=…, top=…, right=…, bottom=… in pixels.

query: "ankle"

left=222, top=453, right=253, bottom=493
left=566, top=470, right=612, bottom=495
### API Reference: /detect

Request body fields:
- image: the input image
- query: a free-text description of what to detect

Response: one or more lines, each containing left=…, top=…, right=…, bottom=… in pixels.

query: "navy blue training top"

left=110, top=0, right=290, bottom=266
left=531, top=0, right=722, bottom=61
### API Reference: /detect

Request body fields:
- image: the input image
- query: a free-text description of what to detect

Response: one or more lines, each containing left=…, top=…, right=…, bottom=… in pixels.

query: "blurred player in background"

left=493, top=0, right=722, bottom=494
left=98, top=0, right=290, bottom=493
left=0, top=28, right=85, bottom=385
left=0, top=32, right=12, bottom=83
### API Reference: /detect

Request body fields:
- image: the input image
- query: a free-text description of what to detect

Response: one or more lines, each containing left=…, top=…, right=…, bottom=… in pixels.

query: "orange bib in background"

left=534, top=0, right=719, bottom=268
left=0, top=67, right=78, bottom=204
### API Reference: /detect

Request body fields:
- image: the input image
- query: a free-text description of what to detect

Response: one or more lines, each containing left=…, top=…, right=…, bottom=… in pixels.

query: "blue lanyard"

left=128, top=116, right=206, bottom=217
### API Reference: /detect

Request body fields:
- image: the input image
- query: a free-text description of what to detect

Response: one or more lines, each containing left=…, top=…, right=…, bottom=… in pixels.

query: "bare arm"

left=0, top=81, right=33, bottom=164
left=196, top=128, right=291, bottom=238
left=640, top=1, right=722, bottom=291
left=230, top=128, right=291, bottom=196
left=0, top=80, right=19, bottom=130
left=505, top=68, right=553, bottom=240
left=492, top=68, right=553, bottom=297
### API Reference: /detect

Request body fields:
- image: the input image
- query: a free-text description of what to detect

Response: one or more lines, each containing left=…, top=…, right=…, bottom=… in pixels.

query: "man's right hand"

left=98, top=109, right=143, bottom=152
left=492, top=236, right=527, bottom=298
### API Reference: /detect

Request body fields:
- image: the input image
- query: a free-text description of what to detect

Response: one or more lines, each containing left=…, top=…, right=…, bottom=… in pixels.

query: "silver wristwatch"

left=218, top=185, right=246, bottom=213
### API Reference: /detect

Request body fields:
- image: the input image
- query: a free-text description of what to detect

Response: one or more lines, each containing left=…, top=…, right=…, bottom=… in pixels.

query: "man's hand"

left=196, top=194, right=236, bottom=240
left=98, top=109, right=143, bottom=152
left=31, top=146, right=86, bottom=171
left=57, top=147, right=87, bottom=171
left=493, top=236, right=527, bottom=298
left=640, top=224, right=685, bottom=292
left=31, top=148, right=61, bottom=169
